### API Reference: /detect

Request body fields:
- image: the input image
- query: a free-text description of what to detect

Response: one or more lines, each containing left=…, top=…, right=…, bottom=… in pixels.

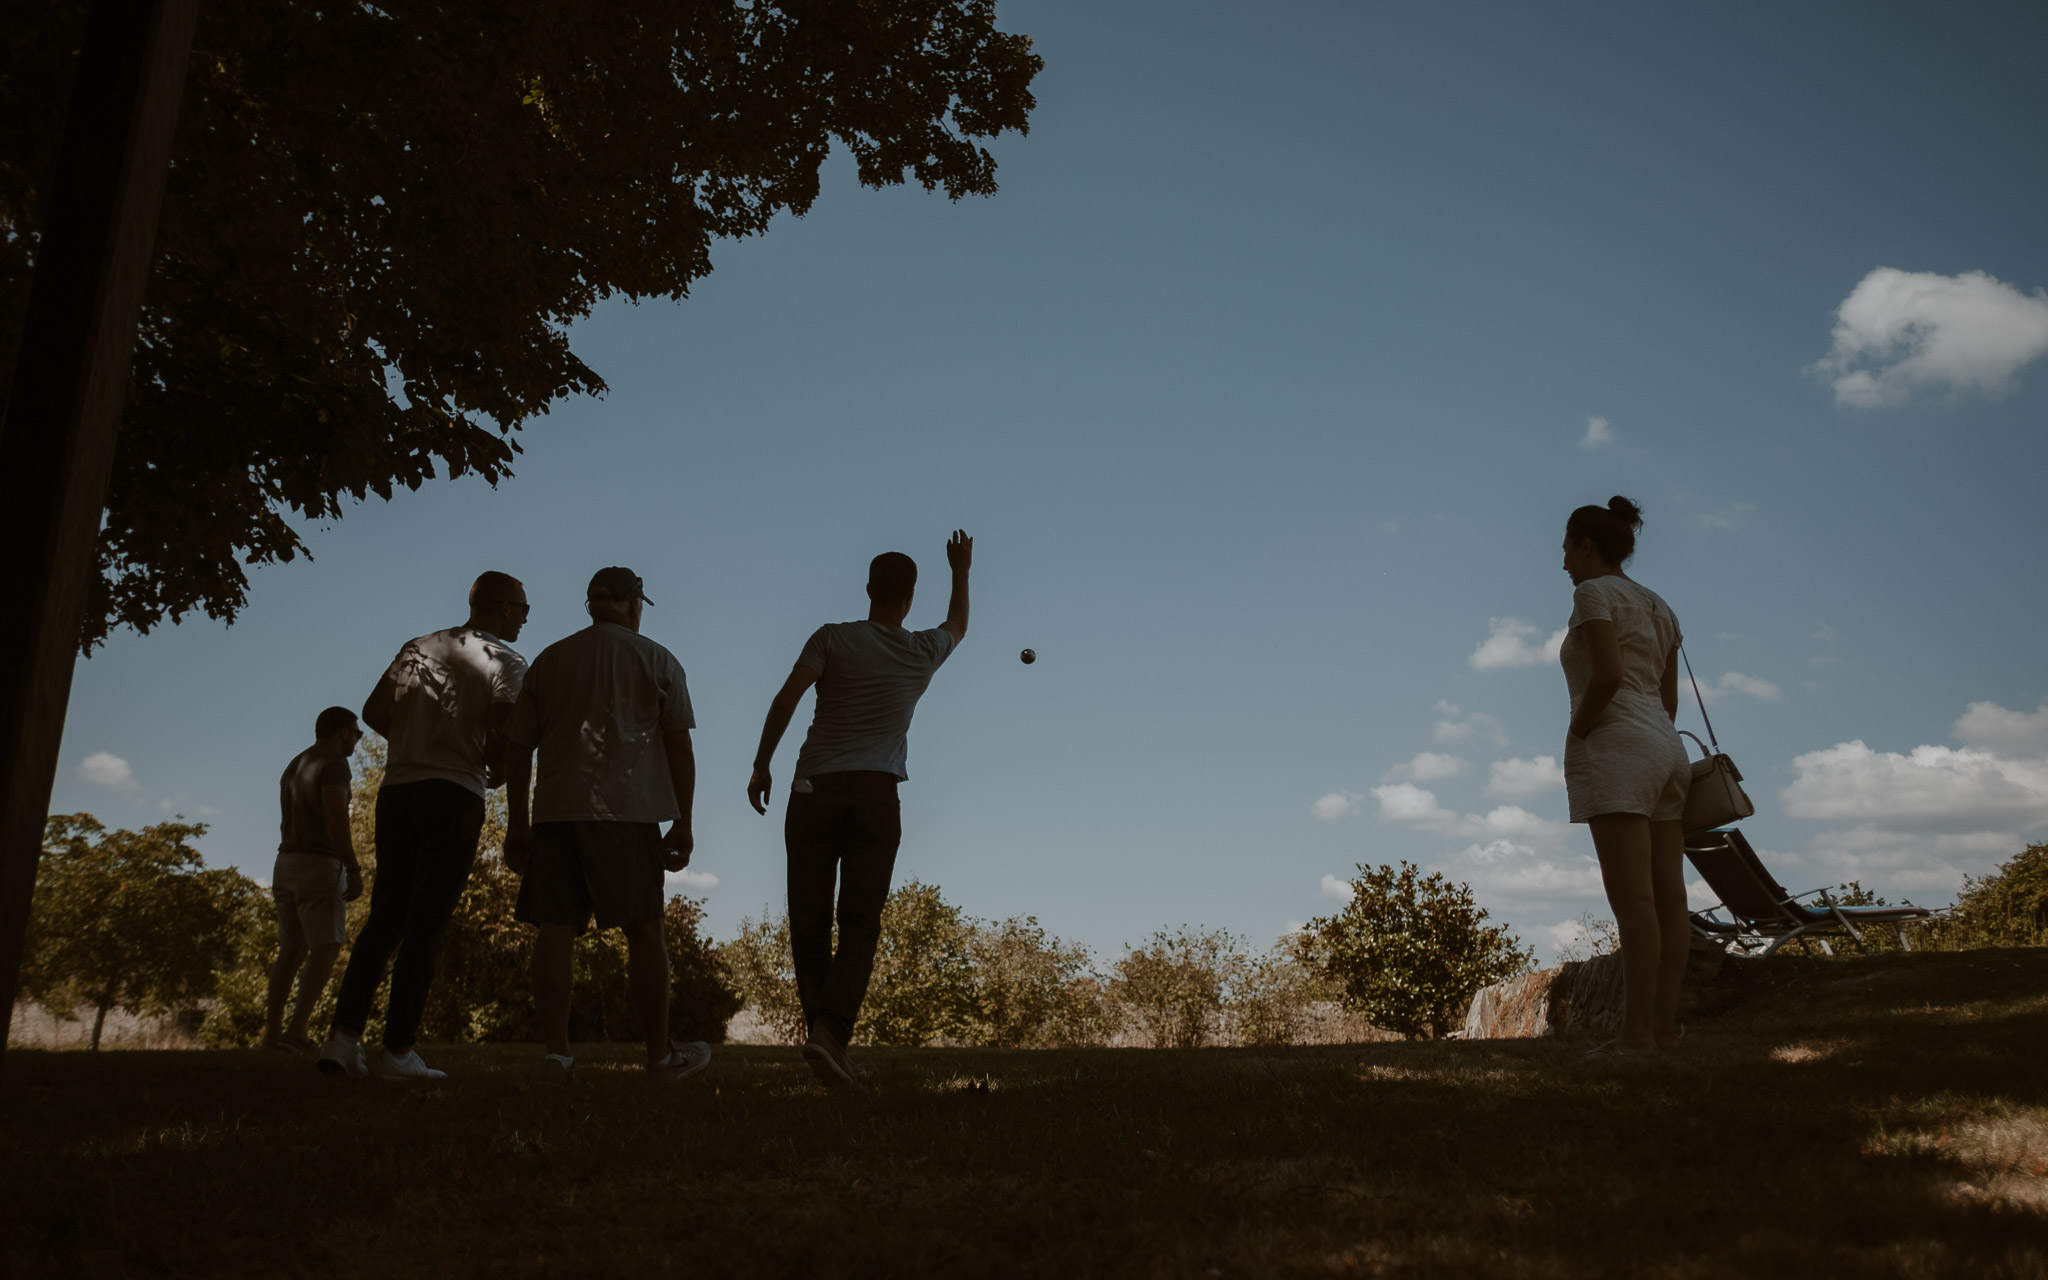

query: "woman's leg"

left=1648, top=820, right=1690, bottom=1049
left=1589, top=812, right=1657, bottom=1051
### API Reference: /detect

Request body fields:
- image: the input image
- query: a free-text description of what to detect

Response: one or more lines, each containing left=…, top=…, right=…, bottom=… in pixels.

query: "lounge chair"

left=1684, top=827, right=1933, bottom=956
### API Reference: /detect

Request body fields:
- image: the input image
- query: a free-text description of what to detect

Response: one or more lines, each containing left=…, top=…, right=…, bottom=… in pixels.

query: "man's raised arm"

left=941, top=529, right=972, bottom=643
left=748, top=665, right=820, bottom=815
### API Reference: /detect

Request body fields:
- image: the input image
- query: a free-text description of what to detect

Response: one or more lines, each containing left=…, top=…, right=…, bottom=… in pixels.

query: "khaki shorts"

left=272, top=852, right=347, bottom=948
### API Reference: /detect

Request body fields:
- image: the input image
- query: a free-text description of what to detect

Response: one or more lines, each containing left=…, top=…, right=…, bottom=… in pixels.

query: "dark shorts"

left=515, top=821, right=665, bottom=935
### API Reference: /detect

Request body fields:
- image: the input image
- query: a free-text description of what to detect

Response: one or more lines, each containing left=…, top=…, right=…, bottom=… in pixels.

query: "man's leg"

left=287, top=943, right=341, bottom=1041
left=816, top=775, right=902, bottom=1047
left=532, top=923, right=577, bottom=1058
left=263, top=939, right=306, bottom=1046
left=330, top=785, right=423, bottom=1039
left=381, top=782, right=484, bottom=1054
left=623, top=917, right=670, bottom=1065
left=785, top=787, right=842, bottom=1034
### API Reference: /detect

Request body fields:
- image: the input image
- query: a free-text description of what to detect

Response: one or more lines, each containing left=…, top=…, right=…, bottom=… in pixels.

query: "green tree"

left=2, top=1, right=1041, bottom=650
left=23, top=816, right=252, bottom=1049
left=1303, top=862, right=1533, bottom=1041
left=1109, top=927, right=1243, bottom=1049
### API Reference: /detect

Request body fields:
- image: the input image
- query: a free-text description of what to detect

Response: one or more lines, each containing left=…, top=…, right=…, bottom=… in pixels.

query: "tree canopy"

left=23, top=814, right=250, bottom=1048
left=0, top=1, right=1041, bottom=650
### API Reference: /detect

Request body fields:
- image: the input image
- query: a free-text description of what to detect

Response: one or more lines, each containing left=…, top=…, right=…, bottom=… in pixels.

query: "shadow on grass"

left=5, top=949, right=2046, bottom=1278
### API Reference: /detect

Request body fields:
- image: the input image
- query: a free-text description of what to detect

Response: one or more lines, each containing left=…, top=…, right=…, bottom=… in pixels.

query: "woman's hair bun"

left=1606, top=495, right=1643, bottom=529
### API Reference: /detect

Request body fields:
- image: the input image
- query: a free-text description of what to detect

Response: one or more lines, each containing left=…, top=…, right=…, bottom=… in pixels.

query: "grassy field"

left=5, top=949, right=2046, bottom=1279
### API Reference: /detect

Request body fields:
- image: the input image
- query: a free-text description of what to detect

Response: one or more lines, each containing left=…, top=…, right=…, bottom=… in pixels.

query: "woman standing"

left=1559, top=496, right=1691, bottom=1056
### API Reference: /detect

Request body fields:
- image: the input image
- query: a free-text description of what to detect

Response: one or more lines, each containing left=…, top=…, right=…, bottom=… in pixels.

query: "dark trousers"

left=331, top=779, right=484, bottom=1050
left=786, top=771, right=901, bottom=1046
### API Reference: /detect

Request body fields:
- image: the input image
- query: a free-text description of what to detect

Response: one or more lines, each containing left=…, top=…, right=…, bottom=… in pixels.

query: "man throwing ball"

left=748, top=530, right=972, bottom=1084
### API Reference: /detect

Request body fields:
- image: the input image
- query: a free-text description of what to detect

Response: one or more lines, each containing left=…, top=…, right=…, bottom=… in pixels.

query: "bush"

left=1302, top=862, right=1533, bottom=1040
left=1109, top=927, right=1243, bottom=1049
left=965, top=916, right=1107, bottom=1048
left=1224, top=937, right=1333, bottom=1047
left=723, top=889, right=1110, bottom=1048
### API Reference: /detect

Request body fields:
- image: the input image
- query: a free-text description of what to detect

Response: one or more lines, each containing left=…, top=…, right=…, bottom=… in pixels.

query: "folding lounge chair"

left=1684, top=828, right=1933, bottom=957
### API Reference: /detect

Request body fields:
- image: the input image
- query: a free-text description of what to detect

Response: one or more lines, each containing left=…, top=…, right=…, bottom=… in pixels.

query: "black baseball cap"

left=587, top=566, right=654, bottom=606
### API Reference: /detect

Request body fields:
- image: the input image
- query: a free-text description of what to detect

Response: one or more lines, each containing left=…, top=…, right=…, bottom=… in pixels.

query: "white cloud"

left=1812, top=267, right=2048, bottom=408
left=1380, top=752, right=1467, bottom=784
left=1699, top=671, right=1781, bottom=703
left=1782, top=741, right=2048, bottom=833
left=1580, top=416, right=1613, bottom=449
left=1371, top=783, right=1562, bottom=843
left=1311, top=790, right=1363, bottom=821
left=1431, top=701, right=1509, bottom=748
left=665, top=868, right=719, bottom=892
left=1696, top=502, right=1756, bottom=530
left=1455, top=839, right=1602, bottom=900
left=1469, top=618, right=1566, bottom=672
left=1485, top=755, right=1564, bottom=800
left=1955, top=698, right=2048, bottom=759
left=77, top=751, right=137, bottom=792
left=1319, top=873, right=1355, bottom=901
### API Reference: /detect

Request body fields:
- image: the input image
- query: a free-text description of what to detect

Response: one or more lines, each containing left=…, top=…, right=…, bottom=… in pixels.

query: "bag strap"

left=1681, top=647, right=1720, bottom=751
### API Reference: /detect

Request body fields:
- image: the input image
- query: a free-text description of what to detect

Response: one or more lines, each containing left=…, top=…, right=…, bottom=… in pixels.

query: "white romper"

left=1559, top=575, right=1691, bottom=823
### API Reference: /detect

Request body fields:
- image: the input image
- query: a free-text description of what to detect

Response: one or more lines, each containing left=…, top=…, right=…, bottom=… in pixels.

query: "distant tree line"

left=49, top=759, right=2048, bottom=1051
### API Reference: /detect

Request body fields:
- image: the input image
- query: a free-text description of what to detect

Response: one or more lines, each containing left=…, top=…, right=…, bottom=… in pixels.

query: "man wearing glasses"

left=318, top=571, right=530, bottom=1081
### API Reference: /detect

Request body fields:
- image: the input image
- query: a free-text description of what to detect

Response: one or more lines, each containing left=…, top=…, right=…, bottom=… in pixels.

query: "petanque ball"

left=1020, top=649, right=1036, bottom=665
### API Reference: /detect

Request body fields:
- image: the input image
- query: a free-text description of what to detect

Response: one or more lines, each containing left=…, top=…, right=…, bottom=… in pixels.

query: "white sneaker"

left=538, top=1053, right=575, bottom=1086
left=371, top=1048, right=447, bottom=1081
left=648, top=1040, right=712, bottom=1083
left=802, top=1027, right=857, bottom=1086
left=315, top=1032, right=367, bottom=1079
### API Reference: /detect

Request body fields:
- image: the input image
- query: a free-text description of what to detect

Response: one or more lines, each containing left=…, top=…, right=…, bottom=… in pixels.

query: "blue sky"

left=52, top=0, right=2048, bottom=962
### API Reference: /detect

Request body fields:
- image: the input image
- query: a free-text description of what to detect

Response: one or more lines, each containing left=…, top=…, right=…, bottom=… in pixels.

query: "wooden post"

left=0, top=0, right=199, bottom=1057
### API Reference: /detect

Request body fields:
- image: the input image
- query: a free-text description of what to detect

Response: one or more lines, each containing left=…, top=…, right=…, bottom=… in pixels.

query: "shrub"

left=722, top=910, right=806, bottom=1044
left=966, top=916, right=1107, bottom=1048
left=1302, top=861, right=1532, bottom=1040
left=1110, top=927, right=1243, bottom=1048
left=1225, top=937, right=1331, bottom=1047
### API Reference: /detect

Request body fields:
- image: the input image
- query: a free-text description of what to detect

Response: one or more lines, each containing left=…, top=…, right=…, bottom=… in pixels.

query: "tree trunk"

left=91, top=999, right=110, bottom=1050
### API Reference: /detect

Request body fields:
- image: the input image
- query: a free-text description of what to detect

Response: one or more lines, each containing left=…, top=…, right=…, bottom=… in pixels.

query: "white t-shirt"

left=791, top=620, right=956, bottom=784
left=380, top=628, right=527, bottom=797
left=508, top=622, right=696, bottom=824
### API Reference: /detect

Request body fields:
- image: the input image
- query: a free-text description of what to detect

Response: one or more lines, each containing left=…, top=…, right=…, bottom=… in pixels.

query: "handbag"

left=1679, top=649, right=1756, bottom=834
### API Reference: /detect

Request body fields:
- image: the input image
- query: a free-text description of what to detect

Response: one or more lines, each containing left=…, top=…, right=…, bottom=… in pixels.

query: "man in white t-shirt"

left=748, top=531, right=971, bottom=1084
left=318, top=571, right=528, bottom=1082
left=504, top=567, right=709, bottom=1084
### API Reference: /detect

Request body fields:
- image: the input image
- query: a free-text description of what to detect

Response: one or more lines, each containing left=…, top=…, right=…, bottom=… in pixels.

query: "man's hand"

left=344, top=866, right=364, bottom=902
left=946, top=529, right=972, bottom=572
left=662, top=824, right=694, bottom=871
left=748, top=766, right=773, bottom=816
left=504, top=826, right=534, bottom=875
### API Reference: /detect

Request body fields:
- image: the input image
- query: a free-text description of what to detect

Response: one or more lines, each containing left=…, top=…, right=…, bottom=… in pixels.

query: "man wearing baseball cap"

left=503, top=567, right=709, bottom=1083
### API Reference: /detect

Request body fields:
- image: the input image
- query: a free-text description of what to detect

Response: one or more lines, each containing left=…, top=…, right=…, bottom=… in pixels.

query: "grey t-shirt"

left=508, top=622, right=695, bottom=824
left=380, top=627, right=527, bottom=797
left=791, top=620, right=957, bottom=784
left=279, top=744, right=351, bottom=858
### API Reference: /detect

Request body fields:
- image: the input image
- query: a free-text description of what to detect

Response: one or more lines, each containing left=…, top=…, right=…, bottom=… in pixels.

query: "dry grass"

left=5, top=948, right=2047, bottom=1279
